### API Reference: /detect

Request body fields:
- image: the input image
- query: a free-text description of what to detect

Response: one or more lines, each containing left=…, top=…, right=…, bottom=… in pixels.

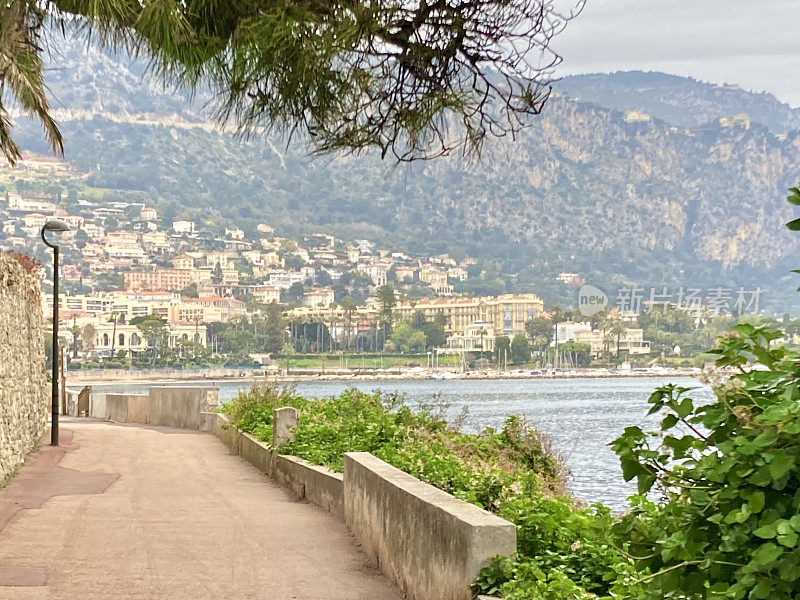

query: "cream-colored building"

left=302, top=288, right=335, bottom=308
left=358, top=263, right=388, bottom=286
left=176, top=296, right=246, bottom=323
left=89, top=322, right=207, bottom=357
left=419, top=267, right=452, bottom=295
left=395, top=293, right=544, bottom=338
left=572, top=328, right=650, bottom=358
left=248, top=285, right=282, bottom=304
left=445, top=320, right=496, bottom=353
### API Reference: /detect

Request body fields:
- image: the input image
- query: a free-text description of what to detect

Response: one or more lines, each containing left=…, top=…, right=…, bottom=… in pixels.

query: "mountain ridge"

left=6, top=44, right=800, bottom=312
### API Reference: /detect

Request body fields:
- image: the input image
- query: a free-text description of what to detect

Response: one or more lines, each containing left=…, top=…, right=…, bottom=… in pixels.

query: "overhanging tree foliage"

left=2, top=0, right=583, bottom=164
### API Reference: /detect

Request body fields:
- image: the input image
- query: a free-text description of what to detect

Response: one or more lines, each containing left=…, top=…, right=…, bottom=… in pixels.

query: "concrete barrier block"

left=105, top=394, right=148, bottom=423
left=343, top=452, right=516, bottom=600
left=273, top=407, right=299, bottom=448
left=275, top=455, right=344, bottom=517
left=147, top=387, right=219, bottom=429
left=89, top=393, right=107, bottom=419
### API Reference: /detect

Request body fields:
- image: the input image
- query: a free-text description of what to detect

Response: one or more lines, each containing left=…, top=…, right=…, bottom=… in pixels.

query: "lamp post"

left=41, top=220, right=70, bottom=446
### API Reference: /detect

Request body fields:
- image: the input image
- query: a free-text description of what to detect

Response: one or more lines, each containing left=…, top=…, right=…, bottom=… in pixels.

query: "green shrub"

left=611, top=323, right=800, bottom=600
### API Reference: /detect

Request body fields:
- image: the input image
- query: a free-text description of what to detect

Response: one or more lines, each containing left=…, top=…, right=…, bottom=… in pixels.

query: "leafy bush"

left=223, top=384, right=565, bottom=508
left=611, top=322, right=800, bottom=600
left=220, top=382, right=308, bottom=444
left=478, top=497, right=637, bottom=599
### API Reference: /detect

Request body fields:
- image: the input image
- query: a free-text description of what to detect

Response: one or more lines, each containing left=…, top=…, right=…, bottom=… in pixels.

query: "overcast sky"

left=552, top=0, right=800, bottom=106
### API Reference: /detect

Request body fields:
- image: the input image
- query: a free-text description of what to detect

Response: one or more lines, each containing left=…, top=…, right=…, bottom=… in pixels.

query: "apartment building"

left=572, top=328, right=651, bottom=358
left=419, top=267, right=452, bottom=295
left=124, top=268, right=194, bottom=292
left=358, top=263, right=388, bottom=286
left=44, top=291, right=177, bottom=322
left=176, top=295, right=246, bottom=323
left=394, top=293, right=544, bottom=338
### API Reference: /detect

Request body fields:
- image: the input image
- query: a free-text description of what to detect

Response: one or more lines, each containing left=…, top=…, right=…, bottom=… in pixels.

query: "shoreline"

left=67, top=368, right=704, bottom=387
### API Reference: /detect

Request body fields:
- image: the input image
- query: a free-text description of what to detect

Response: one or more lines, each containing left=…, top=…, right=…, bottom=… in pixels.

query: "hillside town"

left=0, top=189, right=662, bottom=369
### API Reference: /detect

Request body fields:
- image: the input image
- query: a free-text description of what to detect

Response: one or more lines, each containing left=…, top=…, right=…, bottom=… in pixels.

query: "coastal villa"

left=358, top=263, right=388, bottom=286
left=555, top=321, right=651, bottom=358
left=87, top=321, right=207, bottom=357
left=418, top=266, right=452, bottom=295
left=444, top=320, right=497, bottom=353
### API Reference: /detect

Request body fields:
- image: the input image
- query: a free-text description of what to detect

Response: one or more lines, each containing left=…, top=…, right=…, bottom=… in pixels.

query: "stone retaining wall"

left=0, top=252, right=47, bottom=481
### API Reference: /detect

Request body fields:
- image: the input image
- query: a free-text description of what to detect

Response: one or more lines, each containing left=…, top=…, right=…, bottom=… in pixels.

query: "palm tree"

left=610, top=320, right=628, bottom=357
left=598, top=319, right=612, bottom=356
left=81, top=324, right=97, bottom=357
left=69, top=322, right=81, bottom=359
left=477, top=327, right=488, bottom=357
left=0, top=4, right=63, bottom=164
left=550, top=304, right=565, bottom=368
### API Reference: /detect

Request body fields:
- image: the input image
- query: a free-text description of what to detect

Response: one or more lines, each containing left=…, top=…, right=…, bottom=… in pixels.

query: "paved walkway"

left=0, top=419, right=402, bottom=599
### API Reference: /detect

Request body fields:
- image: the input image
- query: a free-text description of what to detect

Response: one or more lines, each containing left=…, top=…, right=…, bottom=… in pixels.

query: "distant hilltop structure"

left=718, top=113, right=751, bottom=129
left=624, top=110, right=651, bottom=123
left=557, top=272, right=585, bottom=286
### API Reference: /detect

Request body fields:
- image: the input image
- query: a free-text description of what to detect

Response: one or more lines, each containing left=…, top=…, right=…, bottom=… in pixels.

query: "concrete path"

left=0, top=419, right=403, bottom=599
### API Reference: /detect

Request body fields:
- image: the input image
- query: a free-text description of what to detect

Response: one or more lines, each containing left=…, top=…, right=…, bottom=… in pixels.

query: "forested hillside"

left=8, top=43, right=800, bottom=311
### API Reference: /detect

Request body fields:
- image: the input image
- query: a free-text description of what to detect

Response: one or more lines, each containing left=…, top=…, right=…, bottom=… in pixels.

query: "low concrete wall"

left=214, top=410, right=518, bottom=600
left=344, top=452, right=516, bottom=600
left=147, top=387, right=220, bottom=429
left=241, top=432, right=272, bottom=475
left=92, top=386, right=219, bottom=430
left=212, top=414, right=242, bottom=455
left=105, top=394, right=149, bottom=423
left=274, top=455, right=344, bottom=517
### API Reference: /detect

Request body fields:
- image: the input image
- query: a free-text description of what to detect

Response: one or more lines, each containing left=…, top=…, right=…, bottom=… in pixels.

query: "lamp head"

left=41, top=220, right=70, bottom=249
left=43, top=220, right=70, bottom=233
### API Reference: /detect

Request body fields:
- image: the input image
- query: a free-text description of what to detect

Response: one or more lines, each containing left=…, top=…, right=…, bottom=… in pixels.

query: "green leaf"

left=637, top=471, right=656, bottom=494
left=754, top=523, right=777, bottom=539
left=661, top=413, right=679, bottom=430
left=787, top=218, right=800, bottom=231
left=768, top=450, right=792, bottom=481
left=778, top=559, right=800, bottom=581
left=676, top=397, right=694, bottom=419
left=748, top=491, right=766, bottom=513
left=620, top=456, right=641, bottom=482
left=789, top=515, right=800, bottom=531
left=751, top=542, right=783, bottom=567
left=777, top=530, right=798, bottom=548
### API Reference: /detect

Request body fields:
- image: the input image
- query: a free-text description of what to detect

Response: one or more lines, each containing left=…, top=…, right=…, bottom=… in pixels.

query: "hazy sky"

left=553, top=0, right=800, bottom=106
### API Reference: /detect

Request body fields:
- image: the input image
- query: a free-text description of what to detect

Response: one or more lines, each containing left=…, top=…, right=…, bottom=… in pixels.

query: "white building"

left=445, top=320, right=496, bottom=353
left=302, top=288, right=335, bottom=308
left=358, top=263, right=388, bottom=286
left=172, top=220, right=196, bottom=234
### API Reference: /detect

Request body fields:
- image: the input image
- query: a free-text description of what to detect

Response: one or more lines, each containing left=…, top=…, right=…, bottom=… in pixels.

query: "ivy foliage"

left=611, top=322, right=800, bottom=600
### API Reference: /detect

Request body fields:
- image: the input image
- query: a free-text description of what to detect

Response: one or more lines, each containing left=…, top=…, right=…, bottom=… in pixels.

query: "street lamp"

left=41, top=220, right=70, bottom=446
